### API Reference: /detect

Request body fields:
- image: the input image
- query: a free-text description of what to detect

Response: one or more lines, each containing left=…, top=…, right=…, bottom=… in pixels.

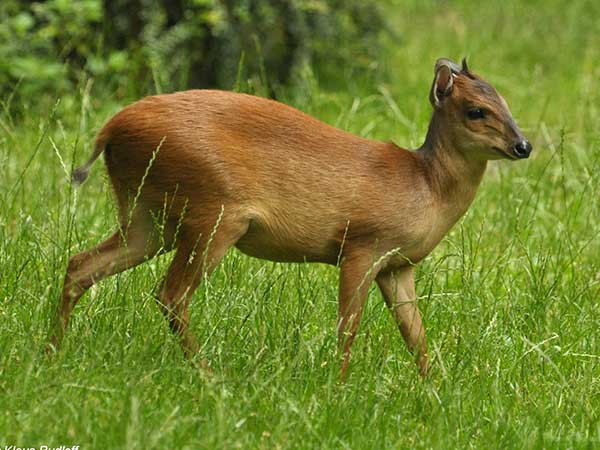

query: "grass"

left=1, top=1, right=599, bottom=449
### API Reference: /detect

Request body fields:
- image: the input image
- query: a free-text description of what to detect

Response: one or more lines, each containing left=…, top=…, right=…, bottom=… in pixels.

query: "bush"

left=1, top=0, right=389, bottom=105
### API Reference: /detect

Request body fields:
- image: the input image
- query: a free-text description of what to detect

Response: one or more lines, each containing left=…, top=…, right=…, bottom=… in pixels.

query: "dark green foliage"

left=0, top=0, right=387, bottom=102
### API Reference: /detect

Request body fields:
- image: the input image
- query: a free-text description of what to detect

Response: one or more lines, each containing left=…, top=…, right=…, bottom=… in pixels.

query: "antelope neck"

left=418, top=112, right=488, bottom=210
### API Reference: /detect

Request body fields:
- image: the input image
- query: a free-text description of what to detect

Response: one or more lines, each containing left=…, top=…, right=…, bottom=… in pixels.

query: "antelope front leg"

left=337, top=251, right=380, bottom=379
left=376, top=267, right=428, bottom=376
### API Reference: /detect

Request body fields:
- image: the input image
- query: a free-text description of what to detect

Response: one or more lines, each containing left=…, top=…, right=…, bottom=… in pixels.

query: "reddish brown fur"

left=48, top=58, right=531, bottom=377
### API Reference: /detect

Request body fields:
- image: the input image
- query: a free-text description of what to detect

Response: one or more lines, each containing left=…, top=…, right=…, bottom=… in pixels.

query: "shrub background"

left=1, top=0, right=387, bottom=102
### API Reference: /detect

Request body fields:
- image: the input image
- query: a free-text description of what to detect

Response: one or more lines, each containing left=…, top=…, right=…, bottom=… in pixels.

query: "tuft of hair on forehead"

left=472, top=79, right=496, bottom=96
left=455, top=68, right=501, bottom=104
left=454, top=60, right=497, bottom=96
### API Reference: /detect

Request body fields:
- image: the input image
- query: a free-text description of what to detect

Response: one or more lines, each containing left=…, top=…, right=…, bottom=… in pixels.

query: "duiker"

left=48, top=58, right=531, bottom=377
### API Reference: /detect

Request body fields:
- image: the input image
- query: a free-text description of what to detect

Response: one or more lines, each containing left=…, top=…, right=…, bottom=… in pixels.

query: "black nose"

left=513, top=139, right=532, bottom=159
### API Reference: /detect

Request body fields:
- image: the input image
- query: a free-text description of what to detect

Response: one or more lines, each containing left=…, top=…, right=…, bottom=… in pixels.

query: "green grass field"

left=1, top=1, right=599, bottom=449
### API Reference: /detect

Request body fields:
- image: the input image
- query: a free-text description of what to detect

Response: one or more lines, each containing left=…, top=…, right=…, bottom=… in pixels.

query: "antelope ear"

left=429, top=60, right=456, bottom=108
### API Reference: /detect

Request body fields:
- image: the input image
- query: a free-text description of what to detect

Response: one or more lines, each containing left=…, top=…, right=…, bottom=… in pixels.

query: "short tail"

left=71, top=135, right=108, bottom=185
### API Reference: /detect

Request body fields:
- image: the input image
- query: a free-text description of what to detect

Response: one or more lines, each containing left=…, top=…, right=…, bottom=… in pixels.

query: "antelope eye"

left=466, top=108, right=486, bottom=120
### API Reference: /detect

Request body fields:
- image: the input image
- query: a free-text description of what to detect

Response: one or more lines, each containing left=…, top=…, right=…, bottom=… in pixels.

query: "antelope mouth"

left=491, top=146, right=518, bottom=160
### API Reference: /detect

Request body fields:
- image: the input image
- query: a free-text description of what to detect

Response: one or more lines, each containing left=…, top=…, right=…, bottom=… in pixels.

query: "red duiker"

left=48, top=58, right=531, bottom=377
